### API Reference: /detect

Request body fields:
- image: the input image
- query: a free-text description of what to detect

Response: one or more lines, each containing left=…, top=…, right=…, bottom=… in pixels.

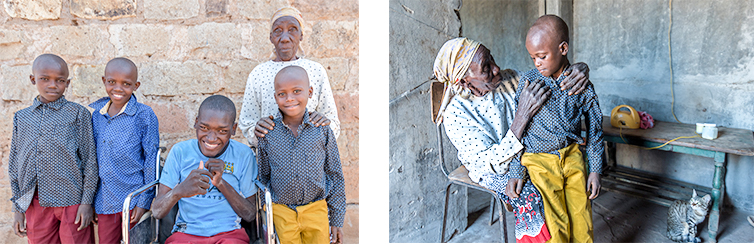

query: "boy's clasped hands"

left=174, top=160, right=227, bottom=198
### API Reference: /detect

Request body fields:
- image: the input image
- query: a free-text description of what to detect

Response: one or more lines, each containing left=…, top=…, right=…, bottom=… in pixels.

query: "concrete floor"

left=447, top=191, right=754, bottom=243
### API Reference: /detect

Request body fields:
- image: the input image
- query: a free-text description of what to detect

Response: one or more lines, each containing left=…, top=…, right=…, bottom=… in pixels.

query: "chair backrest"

left=431, top=81, right=451, bottom=177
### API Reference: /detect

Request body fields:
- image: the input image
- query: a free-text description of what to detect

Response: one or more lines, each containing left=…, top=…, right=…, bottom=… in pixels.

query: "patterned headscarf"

left=270, top=7, right=306, bottom=59
left=432, top=37, right=481, bottom=123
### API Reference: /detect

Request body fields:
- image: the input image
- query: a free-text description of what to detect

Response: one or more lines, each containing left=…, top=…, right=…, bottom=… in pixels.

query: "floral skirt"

left=479, top=173, right=551, bottom=243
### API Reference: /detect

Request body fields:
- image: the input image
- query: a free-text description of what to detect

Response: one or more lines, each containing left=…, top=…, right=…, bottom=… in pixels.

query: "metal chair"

left=122, top=147, right=165, bottom=244
left=255, top=182, right=277, bottom=244
left=431, top=81, right=509, bottom=243
left=121, top=147, right=274, bottom=244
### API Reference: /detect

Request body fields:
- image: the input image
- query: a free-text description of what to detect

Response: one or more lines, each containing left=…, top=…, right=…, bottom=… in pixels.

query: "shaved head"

left=274, top=65, right=309, bottom=87
left=32, top=54, right=68, bottom=75
left=527, top=15, right=569, bottom=47
left=105, top=57, right=137, bottom=79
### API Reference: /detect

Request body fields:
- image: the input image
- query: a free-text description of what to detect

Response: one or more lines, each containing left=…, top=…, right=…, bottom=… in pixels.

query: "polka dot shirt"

left=90, top=96, right=159, bottom=215
left=239, top=59, right=340, bottom=148
left=9, top=96, right=98, bottom=212
left=257, top=110, right=346, bottom=227
left=508, top=69, right=604, bottom=179
left=442, top=74, right=525, bottom=183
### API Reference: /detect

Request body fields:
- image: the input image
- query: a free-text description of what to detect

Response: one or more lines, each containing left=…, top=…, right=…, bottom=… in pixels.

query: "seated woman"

left=433, top=37, right=590, bottom=242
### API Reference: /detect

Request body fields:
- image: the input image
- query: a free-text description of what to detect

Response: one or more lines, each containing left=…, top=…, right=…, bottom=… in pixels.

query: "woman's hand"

left=510, top=79, right=551, bottom=139
left=254, top=116, right=275, bottom=138
left=559, top=62, right=590, bottom=95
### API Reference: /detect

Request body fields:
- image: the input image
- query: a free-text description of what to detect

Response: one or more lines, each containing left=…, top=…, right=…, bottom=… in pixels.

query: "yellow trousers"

left=272, top=199, right=329, bottom=244
left=522, top=143, right=593, bottom=243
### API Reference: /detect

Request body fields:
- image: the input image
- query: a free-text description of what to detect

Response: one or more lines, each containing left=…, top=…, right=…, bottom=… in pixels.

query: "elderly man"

left=433, top=37, right=590, bottom=242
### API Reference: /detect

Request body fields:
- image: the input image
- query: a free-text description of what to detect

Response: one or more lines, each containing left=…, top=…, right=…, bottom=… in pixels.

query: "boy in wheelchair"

left=151, top=95, right=258, bottom=244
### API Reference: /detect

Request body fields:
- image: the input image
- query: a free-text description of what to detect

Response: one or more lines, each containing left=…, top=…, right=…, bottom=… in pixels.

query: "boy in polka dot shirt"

left=506, top=15, right=604, bottom=242
left=10, top=54, right=98, bottom=243
left=258, top=66, right=346, bottom=244
left=88, top=58, right=159, bottom=244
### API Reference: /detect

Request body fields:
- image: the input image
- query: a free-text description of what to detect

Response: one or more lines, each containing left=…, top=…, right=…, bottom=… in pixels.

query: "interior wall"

left=572, top=0, right=754, bottom=212
left=389, top=0, right=466, bottom=242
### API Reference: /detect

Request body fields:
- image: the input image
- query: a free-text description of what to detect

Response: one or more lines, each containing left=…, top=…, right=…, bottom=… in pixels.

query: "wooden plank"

left=598, top=116, right=754, bottom=156
left=601, top=166, right=713, bottom=207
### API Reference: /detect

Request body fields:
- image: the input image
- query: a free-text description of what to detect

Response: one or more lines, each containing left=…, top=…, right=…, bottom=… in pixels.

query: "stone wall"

left=0, top=0, right=359, bottom=243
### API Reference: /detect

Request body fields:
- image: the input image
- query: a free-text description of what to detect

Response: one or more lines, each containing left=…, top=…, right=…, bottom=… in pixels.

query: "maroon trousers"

left=96, top=209, right=136, bottom=244
left=26, top=192, right=94, bottom=244
left=166, top=228, right=250, bottom=244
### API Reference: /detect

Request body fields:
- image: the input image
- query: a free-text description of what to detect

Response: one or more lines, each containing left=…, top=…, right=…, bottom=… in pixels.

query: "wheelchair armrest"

left=122, top=180, right=160, bottom=244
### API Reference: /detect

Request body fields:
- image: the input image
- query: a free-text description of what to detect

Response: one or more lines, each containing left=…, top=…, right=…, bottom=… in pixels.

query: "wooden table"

left=595, top=116, right=754, bottom=242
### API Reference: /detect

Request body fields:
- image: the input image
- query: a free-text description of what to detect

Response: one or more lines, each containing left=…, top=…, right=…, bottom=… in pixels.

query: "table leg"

left=708, top=152, right=726, bottom=243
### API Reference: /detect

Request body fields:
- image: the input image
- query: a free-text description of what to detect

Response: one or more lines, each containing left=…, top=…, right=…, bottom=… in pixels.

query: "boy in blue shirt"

left=506, top=15, right=604, bottom=242
left=10, top=54, right=97, bottom=244
left=258, top=66, right=346, bottom=244
left=89, top=58, right=159, bottom=244
left=151, top=95, right=257, bottom=244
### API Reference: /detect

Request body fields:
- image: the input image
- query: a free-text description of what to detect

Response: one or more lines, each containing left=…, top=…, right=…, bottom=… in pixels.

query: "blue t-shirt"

left=160, top=139, right=257, bottom=237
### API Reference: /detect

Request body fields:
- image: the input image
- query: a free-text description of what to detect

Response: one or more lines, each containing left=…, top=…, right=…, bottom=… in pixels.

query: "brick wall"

left=0, top=0, right=358, bottom=243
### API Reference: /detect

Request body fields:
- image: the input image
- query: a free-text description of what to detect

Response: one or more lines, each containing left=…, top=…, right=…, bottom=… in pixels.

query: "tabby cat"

left=666, top=189, right=711, bottom=243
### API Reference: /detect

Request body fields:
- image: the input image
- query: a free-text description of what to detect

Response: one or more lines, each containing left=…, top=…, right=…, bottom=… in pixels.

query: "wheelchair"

left=120, top=147, right=277, bottom=244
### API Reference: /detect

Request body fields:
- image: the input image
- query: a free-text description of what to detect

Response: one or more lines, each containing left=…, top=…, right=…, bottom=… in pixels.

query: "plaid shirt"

left=257, top=110, right=346, bottom=227
left=509, top=69, right=604, bottom=179
left=9, top=96, right=98, bottom=212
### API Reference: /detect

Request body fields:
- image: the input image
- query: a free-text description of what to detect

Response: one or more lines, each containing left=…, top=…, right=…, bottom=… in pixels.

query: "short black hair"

left=198, top=95, right=236, bottom=122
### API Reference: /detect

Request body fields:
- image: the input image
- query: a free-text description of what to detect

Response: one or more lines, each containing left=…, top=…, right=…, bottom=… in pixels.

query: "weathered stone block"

left=0, top=29, right=24, bottom=61
left=70, top=0, right=135, bottom=20
left=3, top=0, right=61, bottom=20
left=0, top=65, right=36, bottom=102
left=333, top=93, right=358, bottom=125
left=142, top=101, right=192, bottom=134
left=187, top=23, right=243, bottom=59
left=309, top=57, right=349, bottom=91
left=109, top=24, right=172, bottom=58
left=342, top=164, right=358, bottom=204
left=303, top=21, right=358, bottom=58
left=143, top=0, right=199, bottom=20
left=342, top=205, right=359, bottom=244
left=205, top=0, right=227, bottom=17
left=223, top=60, right=260, bottom=94
left=239, top=21, right=275, bottom=61
left=49, top=25, right=109, bottom=58
left=292, top=0, right=358, bottom=21
left=237, top=0, right=288, bottom=20
left=70, top=64, right=107, bottom=99
left=138, top=61, right=222, bottom=96
left=336, top=123, right=358, bottom=165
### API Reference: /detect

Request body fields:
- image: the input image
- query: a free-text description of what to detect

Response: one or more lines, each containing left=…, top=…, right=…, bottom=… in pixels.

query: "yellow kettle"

left=611, top=105, right=640, bottom=129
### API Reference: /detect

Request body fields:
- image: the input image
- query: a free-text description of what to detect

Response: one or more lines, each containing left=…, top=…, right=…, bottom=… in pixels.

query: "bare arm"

left=206, top=158, right=257, bottom=222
